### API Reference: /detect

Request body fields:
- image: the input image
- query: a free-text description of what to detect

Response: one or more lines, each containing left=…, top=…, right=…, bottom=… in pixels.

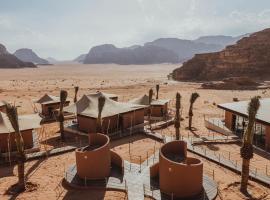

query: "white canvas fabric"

left=0, top=101, right=5, bottom=107
left=88, top=92, right=118, bottom=100
left=218, top=98, right=270, bottom=125
left=34, top=94, right=61, bottom=105
left=64, top=92, right=146, bottom=118
left=0, top=112, right=41, bottom=134
left=129, top=94, right=169, bottom=106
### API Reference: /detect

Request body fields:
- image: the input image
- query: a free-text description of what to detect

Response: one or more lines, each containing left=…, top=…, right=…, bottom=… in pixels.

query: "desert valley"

left=1, top=1, right=270, bottom=200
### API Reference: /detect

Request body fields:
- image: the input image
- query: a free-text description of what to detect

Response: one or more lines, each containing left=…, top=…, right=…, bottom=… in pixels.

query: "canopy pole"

left=107, top=119, right=111, bottom=135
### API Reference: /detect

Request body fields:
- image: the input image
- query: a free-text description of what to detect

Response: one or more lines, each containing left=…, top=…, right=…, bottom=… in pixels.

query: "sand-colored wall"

left=150, top=104, right=168, bottom=117
left=77, top=115, right=119, bottom=134
left=75, top=134, right=111, bottom=180
left=77, top=115, right=97, bottom=133
left=265, top=126, right=270, bottom=152
left=110, top=150, right=124, bottom=175
left=41, top=101, right=70, bottom=116
left=0, top=129, right=33, bottom=153
left=77, top=109, right=144, bottom=134
left=225, top=111, right=233, bottom=130
left=122, top=109, right=145, bottom=129
left=150, top=162, right=159, bottom=178
left=159, top=141, right=203, bottom=198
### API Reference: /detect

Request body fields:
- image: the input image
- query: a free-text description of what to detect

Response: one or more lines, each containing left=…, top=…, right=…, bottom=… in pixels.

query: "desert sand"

left=0, top=64, right=270, bottom=200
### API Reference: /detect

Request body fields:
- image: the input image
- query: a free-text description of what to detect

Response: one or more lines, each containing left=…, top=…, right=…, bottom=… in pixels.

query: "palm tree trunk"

left=59, top=114, right=65, bottom=140
left=17, top=158, right=25, bottom=189
left=240, top=158, right=250, bottom=193
left=188, top=104, right=193, bottom=130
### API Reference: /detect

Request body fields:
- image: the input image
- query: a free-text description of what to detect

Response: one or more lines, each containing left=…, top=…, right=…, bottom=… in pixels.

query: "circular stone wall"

left=159, top=140, right=203, bottom=198
left=75, top=133, right=111, bottom=180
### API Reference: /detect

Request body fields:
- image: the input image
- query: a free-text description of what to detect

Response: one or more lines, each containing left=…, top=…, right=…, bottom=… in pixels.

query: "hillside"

left=83, top=44, right=179, bottom=65
left=14, top=48, right=50, bottom=65
left=172, top=29, right=270, bottom=81
left=0, top=44, right=36, bottom=68
left=145, top=38, right=222, bottom=62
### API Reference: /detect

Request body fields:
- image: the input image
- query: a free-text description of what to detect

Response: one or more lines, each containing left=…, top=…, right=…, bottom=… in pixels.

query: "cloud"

left=0, top=0, right=270, bottom=59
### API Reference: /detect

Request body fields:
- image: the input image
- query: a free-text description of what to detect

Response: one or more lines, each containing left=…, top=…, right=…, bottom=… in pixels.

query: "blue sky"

left=1, top=0, right=270, bottom=60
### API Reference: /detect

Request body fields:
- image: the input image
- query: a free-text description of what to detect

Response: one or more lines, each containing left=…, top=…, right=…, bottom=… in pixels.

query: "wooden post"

left=212, top=169, right=215, bottom=180
left=140, top=156, right=142, bottom=173
left=147, top=152, right=148, bottom=166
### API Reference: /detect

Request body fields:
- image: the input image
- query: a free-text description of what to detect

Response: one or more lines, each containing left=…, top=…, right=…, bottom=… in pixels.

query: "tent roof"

left=34, top=94, right=70, bottom=105
left=64, top=92, right=146, bottom=118
left=129, top=94, right=169, bottom=106
left=218, top=98, right=270, bottom=126
left=0, top=101, right=5, bottom=107
left=0, top=112, right=41, bottom=134
left=89, top=92, right=118, bottom=99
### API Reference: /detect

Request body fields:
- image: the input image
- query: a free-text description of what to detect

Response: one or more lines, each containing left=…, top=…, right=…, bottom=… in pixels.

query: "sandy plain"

left=0, top=64, right=270, bottom=200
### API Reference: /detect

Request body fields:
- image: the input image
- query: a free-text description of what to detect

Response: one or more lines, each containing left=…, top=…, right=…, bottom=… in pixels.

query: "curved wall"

left=75, top=133, right=111, bottom=180
left=159, top=141, right=203, bottom=198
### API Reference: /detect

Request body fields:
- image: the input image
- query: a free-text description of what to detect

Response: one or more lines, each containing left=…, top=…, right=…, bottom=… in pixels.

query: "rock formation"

left=73, top=54, right=86, bottom=63
left=0, top=44, right=36, bottom=68
left=145, top=38, right=222, bottom=62
left=83, top=44, right=179, bottom=65
left=172, top=29, right=270, bottom=81
left=14, top=48, right=50, bottom=65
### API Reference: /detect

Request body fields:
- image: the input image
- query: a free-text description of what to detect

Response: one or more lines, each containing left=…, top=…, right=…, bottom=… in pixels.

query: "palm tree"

left=59, top=90, right=68, bottom=140
left=188, top=92, right=200, bottom=130
left=5, top=103, right=26, bottom=191
left=97, top=95, right=106, bottom=133
left=148, top=88, right=153, bottom=129
left=240, top=96, right=260, bottom=193
left=156, top=84, right=160, bottom=99
left=175, top=92, right=181, bottom=140
left=74, top=86, right=79, bottom=103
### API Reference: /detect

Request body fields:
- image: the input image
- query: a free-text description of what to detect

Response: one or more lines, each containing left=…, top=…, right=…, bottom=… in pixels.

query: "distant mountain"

left=172, top=29, right=270, bottom=81
left=0, top=44, right=36, bottom=68
left=14, top=48, right=50, bottom=65
left=194, top=34, right=249, bottom=47
left=82, top=34, right=247, bottom=64
left=84, top=44, right=179, bottom=65
left=145, top=38, right=222, bottom=62
left=46, top=57, right=60, bottom=64
left=73, top=54, right=86, bottom=63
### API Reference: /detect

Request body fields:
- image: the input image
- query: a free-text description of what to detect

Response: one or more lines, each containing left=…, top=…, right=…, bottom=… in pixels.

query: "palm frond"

left=74, top=86, right=79, bottom=103
left=59, top=90, right=68, bottom=112
left=190, top=92, right=200, bottom=103
left=5, top=103, right=19, bottom=133
left=149, top=88, right=153, bottom=105
left=156, top=84, right=160, bottom=99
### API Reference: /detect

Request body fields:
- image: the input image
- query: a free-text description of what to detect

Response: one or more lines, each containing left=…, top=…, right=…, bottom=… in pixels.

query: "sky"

left=1, top=0, right=270, bottom=60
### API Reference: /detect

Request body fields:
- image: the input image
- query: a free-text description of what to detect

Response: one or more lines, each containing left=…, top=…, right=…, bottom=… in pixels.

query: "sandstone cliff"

left=0, top=44, right=36, bottom=68
left=172, top=29, right=270, bottom=81
left=84, top=44, right=179, bottom=65
left=14, top=48, right=50, bottom=65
